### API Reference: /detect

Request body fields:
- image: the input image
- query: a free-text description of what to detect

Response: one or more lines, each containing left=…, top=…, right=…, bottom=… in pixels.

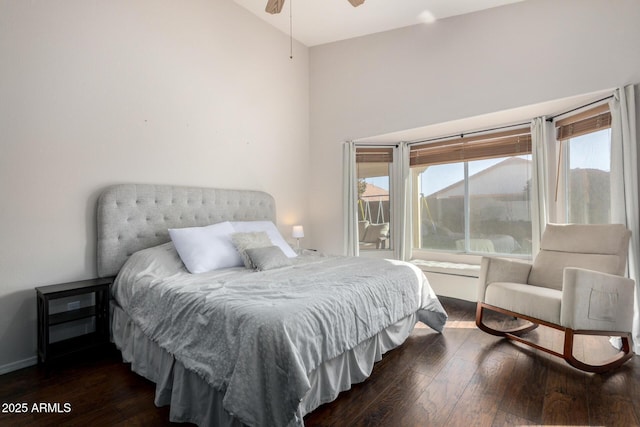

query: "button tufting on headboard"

left=96, top=184, right=277, bottom=278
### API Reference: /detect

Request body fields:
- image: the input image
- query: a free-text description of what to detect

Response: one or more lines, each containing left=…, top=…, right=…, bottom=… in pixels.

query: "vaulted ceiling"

left=233, top=0, right=526, bottom=46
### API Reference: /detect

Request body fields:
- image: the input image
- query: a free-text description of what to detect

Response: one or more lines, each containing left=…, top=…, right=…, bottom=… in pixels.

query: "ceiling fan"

left=265, top=0, right=365, bottom=14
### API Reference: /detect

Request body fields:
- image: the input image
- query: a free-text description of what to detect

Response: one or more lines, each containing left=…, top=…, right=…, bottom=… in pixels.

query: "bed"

left=97, top=184, right=447, bottom=427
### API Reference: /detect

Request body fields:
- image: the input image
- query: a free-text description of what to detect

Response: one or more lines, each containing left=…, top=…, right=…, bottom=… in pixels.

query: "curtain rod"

left=406, top=121, right=530, bottom=146
left=546, top=94, right=614, bottom=122
left=351, top=142, right=399, bottom=148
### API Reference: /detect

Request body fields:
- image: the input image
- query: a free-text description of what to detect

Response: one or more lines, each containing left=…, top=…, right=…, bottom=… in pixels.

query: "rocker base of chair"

left=476, top=302, right=634, bottom=374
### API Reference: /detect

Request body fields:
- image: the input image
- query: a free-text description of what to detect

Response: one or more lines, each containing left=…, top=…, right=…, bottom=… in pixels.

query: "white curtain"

left=393, top=143, right=412, bottom=261
left=609, top=84, right=640, bottom=353
left=530, top=117, right=550, bottom=256
left=343, top=141, right=359, bottom=257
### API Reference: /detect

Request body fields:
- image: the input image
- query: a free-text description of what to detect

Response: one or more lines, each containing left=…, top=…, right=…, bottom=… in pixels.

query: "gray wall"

left=0, top=0, right=310, bottom=372
left=308, top=0, right=640, bottom=254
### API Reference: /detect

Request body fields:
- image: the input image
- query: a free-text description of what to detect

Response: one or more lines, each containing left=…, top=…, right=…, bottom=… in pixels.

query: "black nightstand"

left=36, top=277, right=113, bottom=365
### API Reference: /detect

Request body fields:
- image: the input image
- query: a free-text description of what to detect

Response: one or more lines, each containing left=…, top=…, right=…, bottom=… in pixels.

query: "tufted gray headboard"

left=96, top=184, right=276, bottom=277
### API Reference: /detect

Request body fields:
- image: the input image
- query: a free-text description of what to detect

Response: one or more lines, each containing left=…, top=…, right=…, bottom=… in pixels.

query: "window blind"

left=356, top=147, right=394, bottom=163
left=409, top=127, right=532, bottom=167
left=556, top=104, right=611, bottom=141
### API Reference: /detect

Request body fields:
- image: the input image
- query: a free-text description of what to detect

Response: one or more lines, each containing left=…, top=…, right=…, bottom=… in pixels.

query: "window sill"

left=411, top=249, right=482, bottom=265
left=412, top=249, right=531, bottom=262
left=410, top=259, right=481, bottom=278
left=410, top=249, right=531, bottom=278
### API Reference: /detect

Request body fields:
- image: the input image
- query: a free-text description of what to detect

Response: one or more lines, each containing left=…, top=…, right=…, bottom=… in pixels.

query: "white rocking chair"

left=476, top=223, right=635, bottom=373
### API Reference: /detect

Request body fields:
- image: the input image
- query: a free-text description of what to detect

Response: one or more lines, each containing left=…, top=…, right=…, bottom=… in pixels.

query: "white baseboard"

left=0, top=356, right=37, bottom=375
left=424, top=271, right=477, bottom=302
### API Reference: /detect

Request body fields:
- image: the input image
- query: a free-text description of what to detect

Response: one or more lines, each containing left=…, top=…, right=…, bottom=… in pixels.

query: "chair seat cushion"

left=485, top=282, right=562, bottom=325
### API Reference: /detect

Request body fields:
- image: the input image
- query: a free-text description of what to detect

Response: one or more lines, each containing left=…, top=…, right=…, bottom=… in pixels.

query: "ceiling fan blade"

left=265, top=0, right=363, bottom=14
left=265, top=0, right=285, bottom=14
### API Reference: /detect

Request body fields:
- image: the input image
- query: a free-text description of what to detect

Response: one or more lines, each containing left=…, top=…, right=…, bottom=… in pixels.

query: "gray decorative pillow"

left=231, top=232, right=273, bottom=268
left=245, top=246, right=292, bottom=271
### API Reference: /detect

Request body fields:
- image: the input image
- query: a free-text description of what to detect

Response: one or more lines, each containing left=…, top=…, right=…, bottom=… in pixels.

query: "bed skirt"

left=111, top=302, right=418, bottom=426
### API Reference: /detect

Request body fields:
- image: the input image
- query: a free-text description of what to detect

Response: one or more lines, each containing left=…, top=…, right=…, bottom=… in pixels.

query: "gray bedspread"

left=112, top=243, right=447, bottom=427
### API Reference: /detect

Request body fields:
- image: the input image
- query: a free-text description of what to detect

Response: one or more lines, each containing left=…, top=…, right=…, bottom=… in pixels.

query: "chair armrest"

left=561, top=267, right=635, bottom=332
left=477, top=257, right=532, bottom=302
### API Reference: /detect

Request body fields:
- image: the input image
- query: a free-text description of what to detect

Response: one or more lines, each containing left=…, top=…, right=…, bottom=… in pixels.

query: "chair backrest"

left=528, top=223, right=631, bottom=290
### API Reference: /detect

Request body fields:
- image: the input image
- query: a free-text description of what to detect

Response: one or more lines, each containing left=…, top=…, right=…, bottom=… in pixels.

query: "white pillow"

left=230, top=221, right=297, bottom=258
left=168, top=221, right=243, bottom=273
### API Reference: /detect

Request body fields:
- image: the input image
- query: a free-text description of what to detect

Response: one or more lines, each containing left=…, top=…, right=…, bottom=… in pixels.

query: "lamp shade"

left=292, top=225, right=304, bottom=239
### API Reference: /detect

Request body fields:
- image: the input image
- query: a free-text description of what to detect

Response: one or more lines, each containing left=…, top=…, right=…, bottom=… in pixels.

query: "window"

left=414, top=162, right=464, bottom=252
left=556, top=105, right=612, bottom=224
left=356, top=147, right=393, bottom=250
left=410, top=128, right=532, bottom=256
left=345, top=95, right=624, bottom=263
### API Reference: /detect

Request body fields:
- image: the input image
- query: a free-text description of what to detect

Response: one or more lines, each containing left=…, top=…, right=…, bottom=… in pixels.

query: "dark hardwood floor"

left=2, top=297, right=639, bottom=426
